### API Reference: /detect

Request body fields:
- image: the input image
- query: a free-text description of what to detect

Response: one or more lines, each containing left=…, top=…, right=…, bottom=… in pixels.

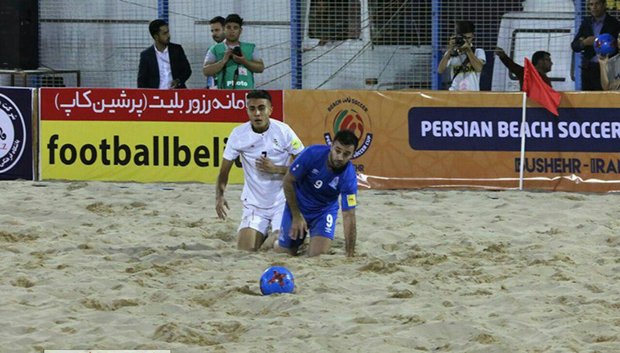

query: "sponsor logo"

left=45, top=134, right=226, bottom=167
left=0, top=94, right=27, bottom=173
left=292, top=137, right=303, bottom=150
left=347, top=194, right=357, bottom=207
left=324, top=97, right=373, bottom=159
left=409, top=107, right=620, bottom=152
left=328, top=176, right=339, bottom=189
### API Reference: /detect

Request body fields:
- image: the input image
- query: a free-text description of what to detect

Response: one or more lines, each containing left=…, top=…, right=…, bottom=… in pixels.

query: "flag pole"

left=519, top=92, right=527, bottom=190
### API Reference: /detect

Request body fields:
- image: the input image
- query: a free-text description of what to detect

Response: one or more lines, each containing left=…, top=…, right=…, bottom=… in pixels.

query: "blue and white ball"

left=260, top=266, right=295, bottom=295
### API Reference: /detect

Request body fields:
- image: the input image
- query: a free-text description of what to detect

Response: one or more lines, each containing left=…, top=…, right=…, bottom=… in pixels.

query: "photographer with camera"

left=203, top=14, right=264, bottom=89
left=438, top=20, right=485, bottom=91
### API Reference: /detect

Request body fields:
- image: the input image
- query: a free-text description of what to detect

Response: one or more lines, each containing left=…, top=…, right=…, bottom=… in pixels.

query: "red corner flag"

left=522, top=58, right=561, bottom=116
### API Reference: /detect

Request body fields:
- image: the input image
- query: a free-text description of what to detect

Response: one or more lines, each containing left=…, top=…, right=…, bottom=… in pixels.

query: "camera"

left=454, top=34, right=466, bottom=47
left=232, top=46, right=242, bottom=56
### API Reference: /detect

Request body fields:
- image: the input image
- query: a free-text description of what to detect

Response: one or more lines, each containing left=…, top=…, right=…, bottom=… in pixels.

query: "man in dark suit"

left=138, top=19, right=192, bottom=89
left=571, top=0, right=620, bottom=91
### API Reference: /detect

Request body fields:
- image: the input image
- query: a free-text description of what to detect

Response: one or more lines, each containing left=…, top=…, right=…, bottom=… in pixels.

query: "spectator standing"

left=202, top=14, right=264, bottom=89
left=494, top=48, right=553, bottom=89
left=438, top=20, right=486, bottom=91
left=204, top=16, right=226, bottom=88
left=137, top=19, right=191, bottom=89
left=571, top=0, right=620, bottom=91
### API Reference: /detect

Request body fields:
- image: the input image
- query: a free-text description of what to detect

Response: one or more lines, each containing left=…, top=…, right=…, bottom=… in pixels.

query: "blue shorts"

left=278, top=204, right=338, bottom=249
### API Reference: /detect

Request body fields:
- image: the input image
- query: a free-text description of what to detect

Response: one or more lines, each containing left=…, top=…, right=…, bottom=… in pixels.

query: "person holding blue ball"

left=597, top=33, right=620, bottom=90
left=571, top=0, right=620, bottom=91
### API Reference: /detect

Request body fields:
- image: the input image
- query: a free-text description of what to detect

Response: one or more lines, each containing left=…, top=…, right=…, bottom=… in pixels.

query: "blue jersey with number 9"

left=289, top=145, right=357, bottom=218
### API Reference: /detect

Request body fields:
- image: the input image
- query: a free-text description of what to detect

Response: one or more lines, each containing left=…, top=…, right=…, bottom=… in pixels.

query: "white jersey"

left=448, top=48, right=486, bottom=91
left=223, top=119, right=304, bottom=208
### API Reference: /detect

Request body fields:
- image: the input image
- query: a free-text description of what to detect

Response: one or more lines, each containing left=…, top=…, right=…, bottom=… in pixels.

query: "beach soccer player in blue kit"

left=274, top=130, right=359, bottom=257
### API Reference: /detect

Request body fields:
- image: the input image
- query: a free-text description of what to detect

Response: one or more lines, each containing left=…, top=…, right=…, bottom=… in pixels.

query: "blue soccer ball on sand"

left=594, top=33, right=617, bottom=56
left=260, top=266, right=295, bottom=295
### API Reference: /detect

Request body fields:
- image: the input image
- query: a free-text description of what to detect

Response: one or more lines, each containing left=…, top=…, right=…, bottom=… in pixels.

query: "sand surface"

left=1, top=180, right=619, bottom=352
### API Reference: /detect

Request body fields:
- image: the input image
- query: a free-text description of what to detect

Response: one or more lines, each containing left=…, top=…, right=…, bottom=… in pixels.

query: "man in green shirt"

left=202, top=14, right=264, bottom=89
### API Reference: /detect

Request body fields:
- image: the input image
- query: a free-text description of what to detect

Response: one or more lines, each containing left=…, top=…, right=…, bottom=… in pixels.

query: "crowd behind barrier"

left=135, top=2, right=620, bottom=93
left=24, top=0, right=620, bottom=91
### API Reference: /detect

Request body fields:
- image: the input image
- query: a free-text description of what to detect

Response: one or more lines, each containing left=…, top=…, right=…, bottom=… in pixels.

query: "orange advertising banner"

left=284, top=90, right=620, bottom=192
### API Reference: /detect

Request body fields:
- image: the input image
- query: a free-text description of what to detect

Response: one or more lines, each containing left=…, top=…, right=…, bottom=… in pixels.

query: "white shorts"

left=238, top=203, right=285, bottom=236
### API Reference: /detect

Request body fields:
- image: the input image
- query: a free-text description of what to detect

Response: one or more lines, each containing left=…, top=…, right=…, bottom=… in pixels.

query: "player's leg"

left=237, top=227, right=265, bottom=251
left=260, top=203, right=285, bottom=251
left=237, top=205, right=270, bottom=251
left=261, top=230, right=279, bottom=250
left=306, top=208, right=338, bottom=257
left=273, top=236, right=297, bottom=255
left=307, top=236, right=332, bottom=257
left=274, top=205, right=303, bottom=255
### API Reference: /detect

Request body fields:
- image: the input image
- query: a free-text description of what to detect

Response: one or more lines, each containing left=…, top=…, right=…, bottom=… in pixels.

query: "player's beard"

left=328, top=153, right=347, bottom=173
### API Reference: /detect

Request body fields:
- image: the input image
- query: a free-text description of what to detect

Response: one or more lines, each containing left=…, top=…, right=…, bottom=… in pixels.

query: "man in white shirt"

left=438, top=20, right=486, bottom=91
left=215, top=90, right=305, bottom=251
left=137, top=19, right=192, bottom=89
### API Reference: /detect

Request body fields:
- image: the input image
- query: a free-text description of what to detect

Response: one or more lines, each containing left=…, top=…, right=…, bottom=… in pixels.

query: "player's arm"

left=257, top=131, right=304, bottom=174
left=342, top=208, right=357, bottom=257
left=256, top=152, right=302, bottom=175
left=283, top=170, right=307, bottom=239
left=215, top=158, right=234, bottom=219
left=256, top=155, right=289, bottom=174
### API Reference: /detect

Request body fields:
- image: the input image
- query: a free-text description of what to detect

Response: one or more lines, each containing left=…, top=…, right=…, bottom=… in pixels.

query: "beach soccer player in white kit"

left=215, top=90, right=304, bottom=251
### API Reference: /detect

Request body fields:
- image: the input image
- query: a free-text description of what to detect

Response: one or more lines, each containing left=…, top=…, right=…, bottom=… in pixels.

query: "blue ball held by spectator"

left=594, top=33, right=617, bottom=57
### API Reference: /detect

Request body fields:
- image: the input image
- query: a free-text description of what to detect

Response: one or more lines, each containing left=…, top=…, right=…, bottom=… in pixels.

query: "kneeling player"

left=275, top=130, right=358, bottom=257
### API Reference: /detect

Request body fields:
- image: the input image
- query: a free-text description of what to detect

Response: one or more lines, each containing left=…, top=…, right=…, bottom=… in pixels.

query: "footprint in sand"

left=86, top=202, right=115, bottom=215
left=81, top=298, right=140, bottom=311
